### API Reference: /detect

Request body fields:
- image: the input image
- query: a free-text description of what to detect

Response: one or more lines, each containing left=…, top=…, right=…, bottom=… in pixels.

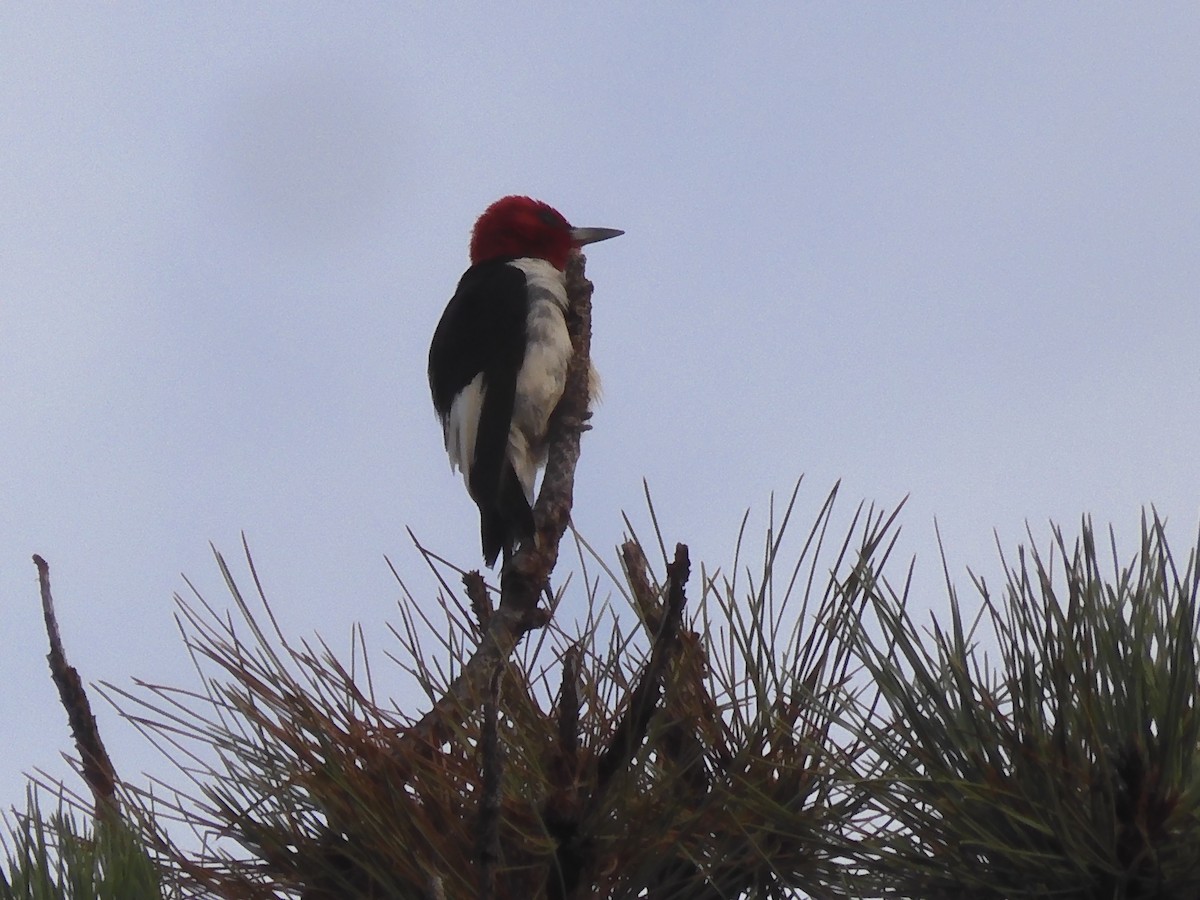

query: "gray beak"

left=570, top=226, right=624, bottom=247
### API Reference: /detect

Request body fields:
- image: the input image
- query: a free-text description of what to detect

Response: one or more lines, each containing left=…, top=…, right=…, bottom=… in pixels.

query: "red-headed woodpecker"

left=428, top=196, right=622, bottom=566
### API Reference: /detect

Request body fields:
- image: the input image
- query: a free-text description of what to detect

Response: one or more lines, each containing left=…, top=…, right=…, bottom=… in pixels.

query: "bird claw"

left=558, top=409, right=593, bottom=433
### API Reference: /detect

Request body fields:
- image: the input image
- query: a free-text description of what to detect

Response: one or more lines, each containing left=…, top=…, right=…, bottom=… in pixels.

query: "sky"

left=3, top=4, right=1199, bottom=829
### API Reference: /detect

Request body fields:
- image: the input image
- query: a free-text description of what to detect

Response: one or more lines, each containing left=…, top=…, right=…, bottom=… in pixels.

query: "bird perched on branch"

left=428, top=196, right=622, bottom=567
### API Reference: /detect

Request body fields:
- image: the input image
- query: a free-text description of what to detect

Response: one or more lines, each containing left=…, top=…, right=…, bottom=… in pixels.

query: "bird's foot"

left=558, top=409, right=594, bottom=434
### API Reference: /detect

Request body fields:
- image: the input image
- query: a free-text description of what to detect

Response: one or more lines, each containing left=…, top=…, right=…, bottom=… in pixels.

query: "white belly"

left=507, top=258, right=573, bottom=500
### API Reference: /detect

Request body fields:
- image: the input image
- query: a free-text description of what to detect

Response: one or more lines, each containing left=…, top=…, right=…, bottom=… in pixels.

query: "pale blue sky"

left=3, top=5, right=1199, bottom=822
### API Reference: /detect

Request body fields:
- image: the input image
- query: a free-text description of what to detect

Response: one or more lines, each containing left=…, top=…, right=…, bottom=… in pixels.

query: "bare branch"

left=593, top=544, right=691, bottom=801
left=621, top=539, right=662, bottom=633
left=546, top=644, right=584, bottom=900
left=33, top=554, right=119, bottom=819
left=556, top=643, right=581, bottom=768
left=464, top=570, right=491, bottom=632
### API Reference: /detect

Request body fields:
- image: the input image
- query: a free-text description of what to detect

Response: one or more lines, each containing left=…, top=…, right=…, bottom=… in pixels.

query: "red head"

left=469, top=195, right=623, bottom=270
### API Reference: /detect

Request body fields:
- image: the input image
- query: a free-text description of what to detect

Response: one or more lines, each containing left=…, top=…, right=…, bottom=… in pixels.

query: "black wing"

left=428, top=260, right=528, bottom=414
left=428, top=259, right=532, bottom=564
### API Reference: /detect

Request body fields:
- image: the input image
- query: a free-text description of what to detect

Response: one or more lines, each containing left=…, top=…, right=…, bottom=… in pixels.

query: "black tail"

left=478, top=463, right=535, bottom=567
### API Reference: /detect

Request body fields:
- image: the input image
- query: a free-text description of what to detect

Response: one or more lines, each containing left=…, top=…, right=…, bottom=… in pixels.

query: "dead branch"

left=593, top=543, right=691, bottom=798
left=464, top=570, right=491, bottom=632
left=620, top=539, right=662, bottom=633
left=544, top=544, right=690, bottom=900
left=32, top=554, right=119, bottom=819
left=556, top=643, right=581, bottom=772
left=545, top=644, right=584, bottom=900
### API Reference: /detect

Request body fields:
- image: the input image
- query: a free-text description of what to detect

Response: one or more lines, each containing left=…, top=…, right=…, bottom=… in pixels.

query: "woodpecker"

left=428, top=196, right=622, bottom=567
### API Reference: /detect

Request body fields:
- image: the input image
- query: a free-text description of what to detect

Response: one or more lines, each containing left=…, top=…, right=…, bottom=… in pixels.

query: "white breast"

left=507, top=258, right=573, bottom=500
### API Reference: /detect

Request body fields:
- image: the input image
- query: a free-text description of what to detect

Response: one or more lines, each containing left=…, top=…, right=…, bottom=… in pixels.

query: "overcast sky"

left=3, top=5, right=1199, bottom=825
